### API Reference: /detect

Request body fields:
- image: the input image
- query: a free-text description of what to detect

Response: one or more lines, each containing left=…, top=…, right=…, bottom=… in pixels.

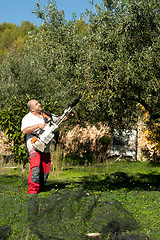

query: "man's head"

left=27, top=100, right=42, bottom=114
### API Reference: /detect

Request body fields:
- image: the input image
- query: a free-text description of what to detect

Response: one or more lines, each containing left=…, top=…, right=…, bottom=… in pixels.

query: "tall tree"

left=0, top=0, right=159, bottom=127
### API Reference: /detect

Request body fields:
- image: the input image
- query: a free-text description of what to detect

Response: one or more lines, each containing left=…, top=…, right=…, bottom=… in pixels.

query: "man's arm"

left=23, top=113, right=74, bottom=135
left=22, top=123, right=45, bottom=135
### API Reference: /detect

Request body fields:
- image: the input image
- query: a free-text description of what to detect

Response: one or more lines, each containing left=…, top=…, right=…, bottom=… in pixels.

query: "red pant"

left=28, top=149, right=51, bottom=194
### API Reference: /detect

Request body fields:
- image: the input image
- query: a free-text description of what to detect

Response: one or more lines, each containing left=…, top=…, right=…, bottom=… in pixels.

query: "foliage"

left=0, top=21, right=37, bottom=60
left=85, top=0, right=160, bottom=128
left=16, top=0, right=160, bottom=126
left=99, top=134, right=111, bottom=146
left=0, top=97, right=29, bottom=165
left=138, top=105, right=160, bottom=161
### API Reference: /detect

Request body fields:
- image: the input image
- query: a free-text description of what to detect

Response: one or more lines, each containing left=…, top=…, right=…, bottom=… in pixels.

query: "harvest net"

left=0, top=174, right=150, bottom=240
left=28, top=189, right=149, bottom=240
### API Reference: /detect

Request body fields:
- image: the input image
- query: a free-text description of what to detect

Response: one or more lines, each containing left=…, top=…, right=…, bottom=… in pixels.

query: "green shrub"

left=0, top=97, right=29, bottom=165
left=99, top=135, right=111, bottom=147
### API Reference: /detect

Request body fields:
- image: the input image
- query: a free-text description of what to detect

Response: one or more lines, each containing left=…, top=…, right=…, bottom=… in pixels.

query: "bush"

left=0, top=97, right=29, bottom=165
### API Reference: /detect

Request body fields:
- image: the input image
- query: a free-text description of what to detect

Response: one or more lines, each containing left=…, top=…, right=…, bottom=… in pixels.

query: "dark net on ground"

left=28, top=188, right=149, bottom=240
left=0, top=175, right=151, bottom=239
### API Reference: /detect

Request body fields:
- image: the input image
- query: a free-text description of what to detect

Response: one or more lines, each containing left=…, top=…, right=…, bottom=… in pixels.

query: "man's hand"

left=68, top=112, right=75, bottom=118
left=38, top=123, right=46, bottom=129
left=60, top=112, right=75, bottom=123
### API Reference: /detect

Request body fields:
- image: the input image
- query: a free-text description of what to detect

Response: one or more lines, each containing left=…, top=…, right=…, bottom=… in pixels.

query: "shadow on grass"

left=80, top=171, right=160, bottom=192
left=44, top=171, right=160, bottom=193
left=0, top=174, right=28, bottom=192
left=44, top=180, right=71, bottom=192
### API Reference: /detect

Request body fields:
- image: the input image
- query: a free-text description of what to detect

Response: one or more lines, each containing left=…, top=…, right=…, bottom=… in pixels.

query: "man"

left=21, top=99, right=72, bottom=194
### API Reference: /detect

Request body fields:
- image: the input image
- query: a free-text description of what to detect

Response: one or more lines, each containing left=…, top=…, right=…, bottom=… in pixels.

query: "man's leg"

left=41, top=152, right=51, bottom=186
left=28, top=149, right=41, bottom=194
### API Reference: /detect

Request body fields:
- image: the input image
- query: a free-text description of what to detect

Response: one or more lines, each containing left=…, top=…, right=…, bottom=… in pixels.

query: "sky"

left=0, top=0, right=103, bottom=26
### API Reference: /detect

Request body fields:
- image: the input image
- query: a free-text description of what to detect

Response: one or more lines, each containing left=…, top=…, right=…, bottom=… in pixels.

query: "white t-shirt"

left=21, top=112, right=58, bottom=153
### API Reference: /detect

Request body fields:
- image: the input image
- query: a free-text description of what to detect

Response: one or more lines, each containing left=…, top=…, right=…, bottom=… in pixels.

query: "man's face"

left=30, top=100, right=42, bottom=113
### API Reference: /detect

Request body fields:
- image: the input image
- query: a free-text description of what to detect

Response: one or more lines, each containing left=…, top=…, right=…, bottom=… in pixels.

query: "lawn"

left=0, top=159, right=160, bottom=239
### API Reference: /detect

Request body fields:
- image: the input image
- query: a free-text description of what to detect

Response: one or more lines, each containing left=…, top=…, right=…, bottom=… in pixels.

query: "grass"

left=0, top=158, right=160, bottom=239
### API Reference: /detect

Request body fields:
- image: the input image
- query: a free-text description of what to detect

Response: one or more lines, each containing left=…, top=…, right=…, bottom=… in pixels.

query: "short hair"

left=27, top=100, right=35, bottom=111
